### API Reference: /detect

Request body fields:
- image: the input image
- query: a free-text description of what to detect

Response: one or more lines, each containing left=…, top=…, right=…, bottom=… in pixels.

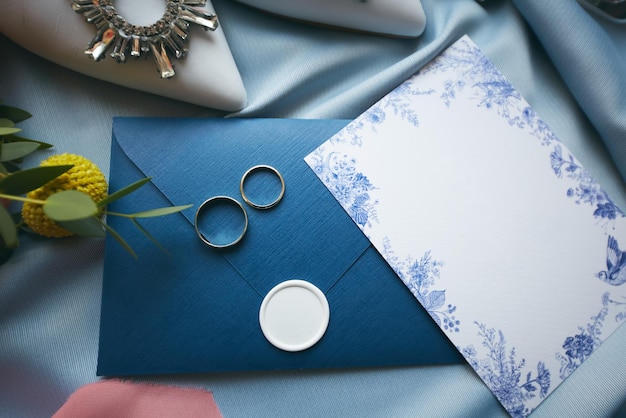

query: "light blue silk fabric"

left=512, top=0, right=626, bottom=185
left=1, top=0, right=626, bottom=417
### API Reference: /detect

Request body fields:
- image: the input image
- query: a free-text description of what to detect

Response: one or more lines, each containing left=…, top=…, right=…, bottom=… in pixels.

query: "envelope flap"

left=111, top=118, right=370, bottom=294
left=101, top=117, right=464, bottom=375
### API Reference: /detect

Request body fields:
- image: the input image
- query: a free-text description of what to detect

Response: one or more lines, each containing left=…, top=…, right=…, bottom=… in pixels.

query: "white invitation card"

left=305, top=36, right=626, bottom=417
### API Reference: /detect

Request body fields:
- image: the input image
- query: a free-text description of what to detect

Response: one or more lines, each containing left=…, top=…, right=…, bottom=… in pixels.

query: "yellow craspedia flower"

left=21, top=153, right=108, bottom=238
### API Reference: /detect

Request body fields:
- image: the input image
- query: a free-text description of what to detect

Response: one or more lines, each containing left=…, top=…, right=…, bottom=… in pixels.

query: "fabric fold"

left=511, top=0, right=626, bottom=183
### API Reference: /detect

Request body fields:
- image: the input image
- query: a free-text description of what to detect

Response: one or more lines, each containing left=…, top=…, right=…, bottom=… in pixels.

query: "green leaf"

left=2, top=160, right=19, bottom=172
left=0, top=165, right=73, bottom=195
left=97, top=177, right=152, bottom=207
left=0, top=141, right=40, bottom=162
left=0, top=204, right=18, bottom=248
left=4, top=134, right=53, bottom=149
left=0, top=118, right=14, bottom=127
left=101, top=220, right=137, bottom=259
left=129, top=204, right=193, bottom=218
left=131, top=218, right=169, bottom=255
left=43, top=190, right=98, bottom=222
left=0, top=105, right=32, bottom=123
left=57, top=215, right=106, bottom=237
left=0, top=127, right=21, bottom=136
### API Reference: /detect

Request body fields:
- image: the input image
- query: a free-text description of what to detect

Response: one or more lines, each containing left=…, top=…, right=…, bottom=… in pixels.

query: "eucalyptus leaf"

left=0, top=141, right=40, bottom=162
left=0, top=118, right=14, bottom=127
left=97, top=177, right=152, bottom=207
left=10, top=211, right=23, bottom=226
left=0, top=105, right=32, bottom=123
left=129, top=204, right=193, bottom=218
left=44, top=190, right=98, bottom=222
left=57, top=215, right=106, bottom=237
left=0, top=127, right=21, bottom=136
left=0, top=204, right=18, bottom=248
left=2, top=161, right=19, bottom=172
left=131, top=218, right=169, bottom=255
left=4, top=134, right=53, bottom=149
left=102, top=220, right=137, bottom=259
left=0, top=165, right=73, bottom=195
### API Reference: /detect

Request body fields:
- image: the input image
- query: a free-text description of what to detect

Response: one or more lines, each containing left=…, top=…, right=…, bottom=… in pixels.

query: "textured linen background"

left=1, top=0, right=626, bottom=417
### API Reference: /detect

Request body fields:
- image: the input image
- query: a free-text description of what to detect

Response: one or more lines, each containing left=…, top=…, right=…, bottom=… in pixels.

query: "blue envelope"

left=97, top=117, right=463, bottom=376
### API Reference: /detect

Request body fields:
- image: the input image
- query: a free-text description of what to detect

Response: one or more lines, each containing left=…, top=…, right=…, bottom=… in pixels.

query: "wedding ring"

left=194, top=196, right=248, bottom=248
left=240, top=165, right=285, bottom=209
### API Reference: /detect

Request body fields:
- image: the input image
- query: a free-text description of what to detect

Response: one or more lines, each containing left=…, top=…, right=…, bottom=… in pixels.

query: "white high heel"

left=0, top=0, right=247, bottom=111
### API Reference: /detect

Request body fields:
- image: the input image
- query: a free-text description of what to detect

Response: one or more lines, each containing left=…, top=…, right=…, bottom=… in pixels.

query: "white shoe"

left=0, top=0, right=247, bottom=111
left=234, top=0, right=426, bottom=37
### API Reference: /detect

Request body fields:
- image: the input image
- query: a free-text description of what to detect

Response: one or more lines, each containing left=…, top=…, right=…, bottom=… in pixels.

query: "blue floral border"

left=382, top=238, right=460, bottom=333
left=423, top=37, right=624, bottom=225
left=422, top=36, right=626, bottom=416
left=461, top=323, right=551, bottom=418
left=306, top=150, right=379, bottom=230
left=557, top=291, right=626, bottom=380
left=306, top=35, right=626, bottom=417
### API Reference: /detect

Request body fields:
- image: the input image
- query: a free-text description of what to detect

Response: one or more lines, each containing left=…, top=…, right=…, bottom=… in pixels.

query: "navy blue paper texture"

left=97, top=118, right=463, bottom=376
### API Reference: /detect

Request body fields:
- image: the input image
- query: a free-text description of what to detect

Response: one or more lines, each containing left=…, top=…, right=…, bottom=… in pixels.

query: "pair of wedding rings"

left=194, top=165, right=285, bottom=248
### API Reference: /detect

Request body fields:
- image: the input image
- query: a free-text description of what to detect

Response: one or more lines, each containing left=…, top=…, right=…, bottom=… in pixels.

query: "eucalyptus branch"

left=0, top=193, right=45, bottom=205
left=0, top=102, right=192, bottom=262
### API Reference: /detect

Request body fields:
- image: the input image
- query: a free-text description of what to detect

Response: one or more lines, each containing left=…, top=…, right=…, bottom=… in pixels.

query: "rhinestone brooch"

left=71, top=0, right=218, bottom=78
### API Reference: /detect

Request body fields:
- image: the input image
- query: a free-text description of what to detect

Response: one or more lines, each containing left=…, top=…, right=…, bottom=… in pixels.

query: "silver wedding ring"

left=240, top=165, right=285, bottom=209
left=194, top=196, right=248, bottom=248
left=195, top=165, right=284, bottom=248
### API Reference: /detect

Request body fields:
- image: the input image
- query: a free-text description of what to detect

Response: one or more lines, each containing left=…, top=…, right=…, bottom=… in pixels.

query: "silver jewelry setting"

left=194, top=196, right=248, bottom=248
left=240, top=165, right=286, bottom=210
left=71, top=0, right=218, bottom=78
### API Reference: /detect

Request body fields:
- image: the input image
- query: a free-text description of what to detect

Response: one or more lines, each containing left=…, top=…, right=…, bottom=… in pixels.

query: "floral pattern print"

left=462, top=323, right=551, bottom=418
left=305, top=35, right=626, bottom=418
left=550, top=145, right=624, bottom=221
left=382, top=239, right=459, bottom=333
left=557, top=292, right=626, bottom=380
left=307, top=151, right=378, bottom=229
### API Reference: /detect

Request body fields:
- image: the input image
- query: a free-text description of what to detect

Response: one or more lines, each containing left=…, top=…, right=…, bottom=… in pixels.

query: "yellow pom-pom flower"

left=21, top=153, right=108, bottom=237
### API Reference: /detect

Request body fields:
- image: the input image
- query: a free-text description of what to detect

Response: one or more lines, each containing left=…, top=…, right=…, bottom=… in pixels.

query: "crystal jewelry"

left=71, top=0, right=218, bottom=78
left=240, top=165, right=286, bottom=210
left=194, top=196, right=248, bottom=248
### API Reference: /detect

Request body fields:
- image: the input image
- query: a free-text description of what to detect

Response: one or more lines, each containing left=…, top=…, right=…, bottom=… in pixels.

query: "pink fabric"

left=53, top=380, right=222, bottom=418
